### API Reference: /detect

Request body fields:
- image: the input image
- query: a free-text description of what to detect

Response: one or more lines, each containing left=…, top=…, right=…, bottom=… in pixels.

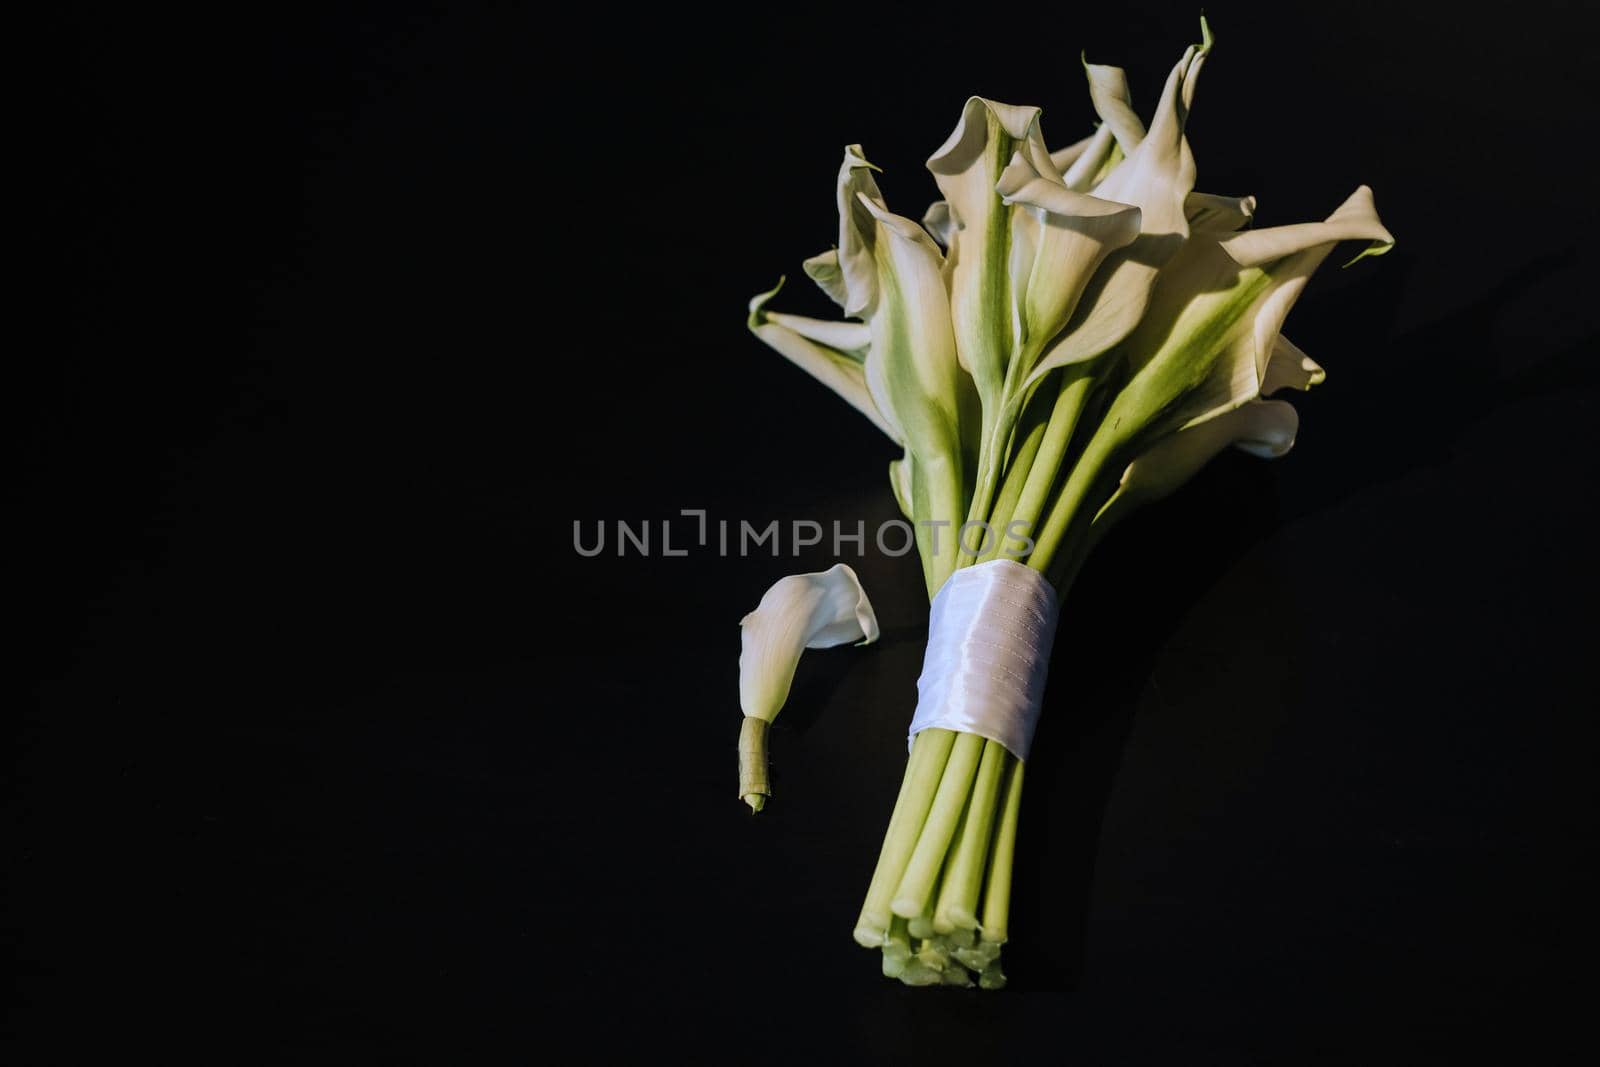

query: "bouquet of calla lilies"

left=737, top=20, right=1392, bottom=989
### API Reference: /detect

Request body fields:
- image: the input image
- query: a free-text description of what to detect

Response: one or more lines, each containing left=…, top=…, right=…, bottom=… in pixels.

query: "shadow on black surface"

left=999, top=248, right=1596, bottom=991
left=1006, top=470, right=1279, bottom=991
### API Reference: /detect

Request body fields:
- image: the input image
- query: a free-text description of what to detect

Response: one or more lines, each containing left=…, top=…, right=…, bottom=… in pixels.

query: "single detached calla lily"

left=737, top=564, right=880, bottom=812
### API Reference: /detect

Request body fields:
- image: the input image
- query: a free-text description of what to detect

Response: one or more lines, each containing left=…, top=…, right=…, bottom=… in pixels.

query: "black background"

left=17, top=1, right=1600, bottom=1060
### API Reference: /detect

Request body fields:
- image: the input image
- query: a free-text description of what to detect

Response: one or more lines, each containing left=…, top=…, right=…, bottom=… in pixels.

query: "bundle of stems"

left=747, top=19, right=1391, bottom=987
left=855, top=728, right=1021, bottom=987
left=851, top=362, right=1122, bottom=988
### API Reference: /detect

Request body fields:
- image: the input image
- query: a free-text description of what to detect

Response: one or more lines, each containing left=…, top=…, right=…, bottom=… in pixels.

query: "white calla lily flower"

left=926, top=98, right=1050, bottom=423
left=737, top=565, right=880, bottom=812
left=1113, top=184, right=1394, bottom=447
left=996, top=149, right=1142, bottom=368
left=1185, top=191, right=1257, bottom=232
left=1102, top=397, right=1301, bottom=523
left=836, top=147, right=971, bottom=592
left=1084, top=61, right=1145, bottom=156
left=1023, top=34, right=1211, bottom=386
left=747, top=280, right=898, bottom=442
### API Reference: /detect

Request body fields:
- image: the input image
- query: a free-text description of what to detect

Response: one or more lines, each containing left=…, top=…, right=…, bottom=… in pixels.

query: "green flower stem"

left=891, top=731, right=986, bottom=918
left=912, top=452, right=966, bottom=597
left=1027, top=418, right=1122, bottom=575
left=933, top=739, right=1010, bottom=932
left=853, top=728, right=956, bottom=946
left=980, top=756, right=1025, bottom=944
left=930, top=788, right=972, bottom=934
left=955, top=327, right=1052, bottom=570
left=954, top=416, right=1016, bottom=570
left=993, top=370, right=1095, bottom=561
left=975, top=384, right=1055, bottom=564
left=1046, top=487, right=1124, bottom=593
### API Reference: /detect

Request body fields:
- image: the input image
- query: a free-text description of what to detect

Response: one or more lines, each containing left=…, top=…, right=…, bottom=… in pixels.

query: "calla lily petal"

left=1261, top=334, right=1325, bottom=395
left=1092, top=39, right=1205, bottom=244
left=922, top=200, right=957, bottom=248
left=1047, top=129, right=1100, bottom=174
left=737, top=564, right=881, bottom=811
left=1219, top=184, right=1394, bottom=268
left=836, top=145, right=888, bottom=319
left=763, top=309, right=872, bottom=352
left=1186, top=191, right=1257, bottom=232
left=926, top=98, right=1053, bottom=418
left=1101, top=182, right=1392, bottom=451
left=752, top=145, right=970, bottom=594
left=847, top=187, right=970, bottom=590
left=1084, top=60, right=1145, bottom=156
left=996, top=151, right=1142, bottom=364
left=803, top=248, right=850, bottom=307
left=1023, top=30, right=1211, bottom=387
left=890, top=449, right=916, bottom=519
left=1102, top=398, right=1299, bottom=513
left=1061, top=123, right=1117, bottom=191
left=748, top=280, right=899, bottom=441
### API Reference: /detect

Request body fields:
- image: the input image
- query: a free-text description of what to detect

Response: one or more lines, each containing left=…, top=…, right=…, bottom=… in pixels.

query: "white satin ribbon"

left=908, top=559, right=1059, bottom=760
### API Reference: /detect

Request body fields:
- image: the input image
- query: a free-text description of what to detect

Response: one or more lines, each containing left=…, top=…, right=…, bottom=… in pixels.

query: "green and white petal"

left=738, top=564, right=880, bottom=811
left=1101, top=398, right=1299, bottom=513
left=1024, top=31, right=1211, bottom=386
left=1184, top=185, right=1390, bottom=425
left=762, top=309, right=871, bottom=353
left=1186, top=191, right=1257, bottom=232
left=1092, top=37, right=1205, bottom=243
left=748, top=280, right=899, bottom=441
left=1084, top=60, right=1145, bottom=156
left=852, top=197, right=965, bottom=437
left=802, top=248, right=850, bottom=307
left=1261, top=334, right=1325, bottom=395
left=1062, top=123, right=1117, bottom=191
left=835, top=144, right=889, bottom=319
left=1099, top=182, right=1393, bottom=452
left=925, top=98, right=1053, bottom=418
left=1219, top=185, right=1394, bottom=268
left=922, top=200, right=957, bottom=248
left=834, top=173, right=969, bottom=590
left=889, top=448, right=915, bottom=519
left=1048, top=128, right=1101, bottom=175
left=995, top=151, right=1142, bottom=367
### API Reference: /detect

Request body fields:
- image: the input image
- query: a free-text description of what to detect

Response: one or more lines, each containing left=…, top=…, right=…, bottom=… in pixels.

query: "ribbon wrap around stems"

left=908, top=559, right=1060, bottom=760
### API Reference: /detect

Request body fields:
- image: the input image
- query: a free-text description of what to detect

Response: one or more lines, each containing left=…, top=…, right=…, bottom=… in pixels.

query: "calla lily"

left=1100, top=360, right=1311, bottom=530
left=803, top=145, right=972, bottom=592
left=747, top=279, right=898, bottom=441
left=737, top=564, right=880, bottom=812
left=1112, top=398, right=1300, bottom=507
left=1028, top=183, right=1390, bottom=567
left=1108, top=184, right=1393, bottom=450
left=1019, top=32, right=1212, bottom=386
left=1084, top=60, right=1144, bottom=155
left=995, top=148, right=1141, bottom=370
left=1186, top=191, right=1257, bottom=233
left=925, top=98, right=1050, bottom=425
